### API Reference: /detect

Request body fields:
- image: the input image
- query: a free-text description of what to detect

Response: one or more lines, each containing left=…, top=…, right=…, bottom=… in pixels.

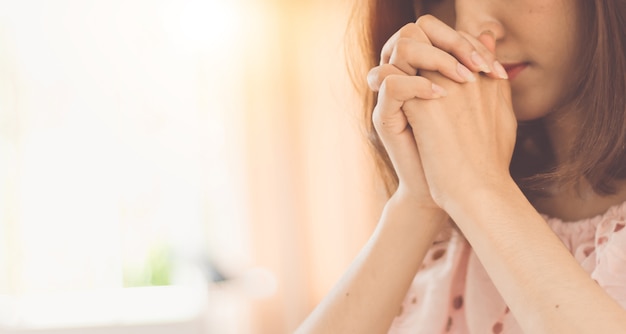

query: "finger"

left=380, top=23, right=429, bottom=65
left=415, top=15, right=496, bottom=74
left=379, top=74, right=446, bottom=108
left=380, top=16, right=495, bottom=78
left=475, top=31, right=509, bottom=80
left=457, top=31, right=507, bottom=80
left=372, top=91, right=427, bottom=185
left=367, top=64, right=405, bottom=92
left=498, top=75, right=513, bottom=104
left=372, top=74, right=447, bottom=182
left=389, top=38, right=476, bottom=83
left=373, top=74, right=445, bottom=135
left=372, top=105, right=424, bottom=188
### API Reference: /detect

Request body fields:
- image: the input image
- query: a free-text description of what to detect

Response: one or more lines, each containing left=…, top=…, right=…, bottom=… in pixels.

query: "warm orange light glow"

left=0, top=0, right=378, bottom=333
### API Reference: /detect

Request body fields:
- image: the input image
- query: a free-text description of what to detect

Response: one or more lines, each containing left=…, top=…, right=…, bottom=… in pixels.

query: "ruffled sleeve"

left=591, top=218, right=626, bottom=309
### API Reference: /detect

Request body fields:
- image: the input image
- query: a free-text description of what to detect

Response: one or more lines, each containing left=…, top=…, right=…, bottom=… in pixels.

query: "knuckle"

left=416, top=14, right=435, bottom=27
left=367, top=67, right=381, bottom=90
left=368, top=64, right=396, bottom=91
left=398, top=22, right=419, bottom=38
left=393, top=38, right=412, bottom=62
left=379, top=75, right=401, bottom=96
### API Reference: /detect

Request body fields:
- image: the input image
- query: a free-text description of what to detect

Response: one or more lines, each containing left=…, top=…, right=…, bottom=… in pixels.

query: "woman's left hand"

left=402, top=36, right=516, bottom=211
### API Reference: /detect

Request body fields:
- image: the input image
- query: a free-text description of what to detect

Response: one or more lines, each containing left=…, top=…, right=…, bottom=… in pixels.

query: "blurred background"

left=0, top=0, right=385, bottom=333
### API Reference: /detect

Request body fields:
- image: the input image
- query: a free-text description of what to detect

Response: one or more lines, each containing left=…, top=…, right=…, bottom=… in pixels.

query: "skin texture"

left=297, top=0, right=626, bottom=333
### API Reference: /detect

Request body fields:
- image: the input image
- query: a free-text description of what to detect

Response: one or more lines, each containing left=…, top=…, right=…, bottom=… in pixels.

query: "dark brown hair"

left=347, top=0, right=626, bottom=198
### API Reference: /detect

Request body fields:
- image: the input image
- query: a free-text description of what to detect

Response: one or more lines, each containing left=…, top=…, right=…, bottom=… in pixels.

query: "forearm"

left=296, top=194, right=449, bottom=334
left=447, top=182, right=626, bottom=334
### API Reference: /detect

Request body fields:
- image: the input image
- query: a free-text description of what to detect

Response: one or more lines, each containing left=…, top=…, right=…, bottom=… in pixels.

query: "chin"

left=512, top=106, right=546, bottom=122
left=511, top=95, right=554, bottom=122
left=514, top=111, right=545, bottom=122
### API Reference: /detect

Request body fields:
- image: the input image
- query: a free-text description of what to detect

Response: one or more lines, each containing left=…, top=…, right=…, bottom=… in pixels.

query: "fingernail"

left=471, top=51, right=491, bottom=73
left=480, top=30, right=496, bottom=39
left=457, top=63, right=476, bottom=82
left=493, top=61, right=508, bottom=79
left=431, top=83, right=447, bottom=97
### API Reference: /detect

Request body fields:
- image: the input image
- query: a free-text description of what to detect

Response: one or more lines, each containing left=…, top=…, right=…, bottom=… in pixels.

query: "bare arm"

left=296, top=194, right=448, bottom=334
left=447, top=183, right=626, bottom=334
left=404, top=30, right=626, bottom=331
left=297, top=16, right=503, bottom=334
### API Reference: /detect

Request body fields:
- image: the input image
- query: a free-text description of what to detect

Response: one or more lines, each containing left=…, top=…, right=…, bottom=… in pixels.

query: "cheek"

left=511, top=36, right=580, bottom=121
left=510, top=73, right=574, bottom=121
left=511, top=92, right=554, bottom=121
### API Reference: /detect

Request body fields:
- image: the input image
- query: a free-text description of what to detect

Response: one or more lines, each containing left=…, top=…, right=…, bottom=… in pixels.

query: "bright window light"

left=0, top=0, right=256, bottom=331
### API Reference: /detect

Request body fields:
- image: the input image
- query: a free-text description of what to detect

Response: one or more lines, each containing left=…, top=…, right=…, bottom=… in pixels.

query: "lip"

left=501, top=63, right=529, bottom=80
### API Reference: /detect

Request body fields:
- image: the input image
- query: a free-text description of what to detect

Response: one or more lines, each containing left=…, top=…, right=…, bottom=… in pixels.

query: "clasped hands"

left=367, top=15, right=517, bottom=213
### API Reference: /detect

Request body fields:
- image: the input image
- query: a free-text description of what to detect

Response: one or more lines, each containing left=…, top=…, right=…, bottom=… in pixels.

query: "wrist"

left=388, top=185, right=447, bottom=217
left=376, top=192, right=450, bottom=251
left=387, top=189, right=449, bottom=227
left=439, top=173, right=519, bottom=212
left=392, top=184, right=442, bottom=211
left=442, top=176, right=527, bottom=229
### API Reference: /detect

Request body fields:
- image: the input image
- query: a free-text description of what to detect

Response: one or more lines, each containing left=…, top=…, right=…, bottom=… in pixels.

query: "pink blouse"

left=389, top=201, right=626, bottom=334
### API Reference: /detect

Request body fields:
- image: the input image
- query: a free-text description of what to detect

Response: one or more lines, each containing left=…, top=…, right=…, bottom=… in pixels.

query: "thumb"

left=477, top=30, right=496, bottom=54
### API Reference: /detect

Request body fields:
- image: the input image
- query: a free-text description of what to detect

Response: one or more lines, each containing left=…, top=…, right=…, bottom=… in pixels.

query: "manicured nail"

left=431, top=83, right=447, bottom=97
left=457, top=63, right=476, bottom=82
left=480, top=30, right=496, bottom=39
left=471, top=51, right=491, bottom=73
left=493, top=61, right=508, bottom=79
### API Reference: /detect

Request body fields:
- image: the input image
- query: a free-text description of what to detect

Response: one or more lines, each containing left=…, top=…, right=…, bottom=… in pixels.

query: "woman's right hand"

left=367, top=15, right=506, bottom=209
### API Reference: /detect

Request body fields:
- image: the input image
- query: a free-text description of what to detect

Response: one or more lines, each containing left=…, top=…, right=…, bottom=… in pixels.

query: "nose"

left=454, top=0, right=505, bottom=41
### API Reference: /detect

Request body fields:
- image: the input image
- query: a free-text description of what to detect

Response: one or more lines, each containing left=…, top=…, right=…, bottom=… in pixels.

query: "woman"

left=297, top=0, right=626, bottom=333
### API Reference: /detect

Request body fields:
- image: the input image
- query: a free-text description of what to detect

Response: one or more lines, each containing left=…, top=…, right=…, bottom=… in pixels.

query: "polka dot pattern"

left=453, top=296, right=463, bottom=309
left=389, top=200, right=626, bottom=334
left=492, top=322, right=503, bottom=334
left=432, top=249, right=446, bottom=261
